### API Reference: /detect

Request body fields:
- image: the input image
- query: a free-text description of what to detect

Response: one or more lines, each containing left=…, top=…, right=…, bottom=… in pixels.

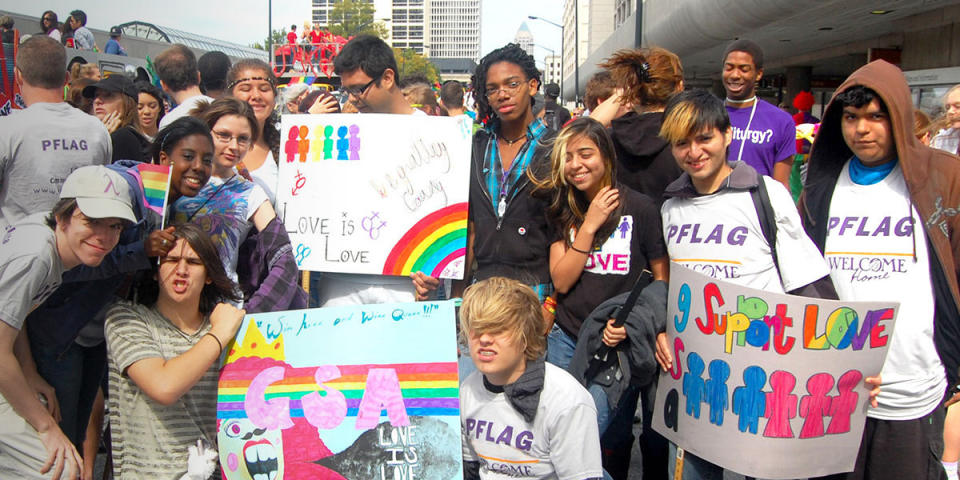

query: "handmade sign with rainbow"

left=217, top=301, right=462, bottom=480
left=652, top=266, right=897, bottom=479
left=277, top=113, right=473, bottom=279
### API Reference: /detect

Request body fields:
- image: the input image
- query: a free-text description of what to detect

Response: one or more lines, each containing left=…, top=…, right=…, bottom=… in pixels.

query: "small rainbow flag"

left=133, top=163, right=171, bottom=217
left=287, top=76, right=317, bottom=85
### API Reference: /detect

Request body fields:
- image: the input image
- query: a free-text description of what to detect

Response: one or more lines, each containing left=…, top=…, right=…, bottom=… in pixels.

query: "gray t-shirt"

left=0, top=102, right=111, bottom=229
left=105, top=301, right=219, bottom=479
left=0, top=213, right=65, bottom=330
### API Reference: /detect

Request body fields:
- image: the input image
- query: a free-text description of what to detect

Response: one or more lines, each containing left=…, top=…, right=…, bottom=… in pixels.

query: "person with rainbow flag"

left=25, top=157, right=179, bottom=464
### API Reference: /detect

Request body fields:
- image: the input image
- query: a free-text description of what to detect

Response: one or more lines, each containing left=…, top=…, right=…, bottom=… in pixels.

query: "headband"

left=227, top=75, right=277, bottom=91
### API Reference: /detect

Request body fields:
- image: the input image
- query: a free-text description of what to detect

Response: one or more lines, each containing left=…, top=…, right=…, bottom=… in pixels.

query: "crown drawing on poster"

left=225, top=319, right=285, bottom=364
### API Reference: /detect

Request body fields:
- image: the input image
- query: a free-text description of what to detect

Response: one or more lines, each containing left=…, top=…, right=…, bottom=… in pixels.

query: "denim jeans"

left=546, top=324, right=612, bottom=434
left=30, top=339, right=106, bottom=450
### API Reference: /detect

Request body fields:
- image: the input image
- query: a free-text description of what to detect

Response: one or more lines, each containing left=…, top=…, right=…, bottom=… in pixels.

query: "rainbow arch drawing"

left=382, top=202, right=468, bottom=278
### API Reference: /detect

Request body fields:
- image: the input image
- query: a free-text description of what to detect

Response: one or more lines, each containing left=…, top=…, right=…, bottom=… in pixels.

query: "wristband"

left=542, top=296, right=557, bottom=314
left=204, top=332, right=223, bottom=356
left=570, top=244, right=590, bottom=254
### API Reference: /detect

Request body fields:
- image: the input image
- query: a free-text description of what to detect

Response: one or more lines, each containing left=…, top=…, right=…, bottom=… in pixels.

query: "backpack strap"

left=750, top=172, right=781, bottom=282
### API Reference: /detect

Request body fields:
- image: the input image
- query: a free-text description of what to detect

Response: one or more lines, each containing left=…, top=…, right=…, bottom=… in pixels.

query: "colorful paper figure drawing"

left=217, top=301, right=462, bottom=480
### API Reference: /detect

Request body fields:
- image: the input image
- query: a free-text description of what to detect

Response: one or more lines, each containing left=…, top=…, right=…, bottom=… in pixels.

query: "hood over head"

left=807, top=60, right=925, bottom=190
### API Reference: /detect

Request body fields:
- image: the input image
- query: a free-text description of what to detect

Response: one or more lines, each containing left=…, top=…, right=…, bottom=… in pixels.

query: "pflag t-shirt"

left=460, top=363, right=603, bottom=480
left=825, top=161, right=945, bottom=420
left=727, top=99, right=796, bottom=177
left=661, top=176, right=828, bottom=293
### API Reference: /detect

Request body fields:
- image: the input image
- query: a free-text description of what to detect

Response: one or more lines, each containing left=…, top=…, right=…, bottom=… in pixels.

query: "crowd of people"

left=0, top=18, right=959, bottom=480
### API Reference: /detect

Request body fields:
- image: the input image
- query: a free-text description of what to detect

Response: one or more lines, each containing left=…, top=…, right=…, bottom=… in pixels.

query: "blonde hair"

left=70, top=63, right=100, bottom=81
left=459, top=277, right=546, bottom=361
left=659, top=89, right=730, bottom=145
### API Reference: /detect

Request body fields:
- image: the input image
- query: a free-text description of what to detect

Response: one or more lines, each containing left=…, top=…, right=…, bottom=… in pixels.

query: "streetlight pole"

left=267, top=0, right=273, bottom=63
left=527, top=15, right=564, bottom=103
left=533, top=44, right=557, bottom=88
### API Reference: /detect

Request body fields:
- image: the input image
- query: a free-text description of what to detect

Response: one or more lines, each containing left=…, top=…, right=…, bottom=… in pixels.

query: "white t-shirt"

left=825, top=161, right=945, bottom=420
left=158, top=94, right=214, bottom=130
left=661, top=176, right=829, bottom=293
left=0, top=213, right=65, bottom=330
left=460, top=363, right=603, bottom=480
left=0, top=102, right=111, bottom=229
left=249, top=150, right=279, bottom=207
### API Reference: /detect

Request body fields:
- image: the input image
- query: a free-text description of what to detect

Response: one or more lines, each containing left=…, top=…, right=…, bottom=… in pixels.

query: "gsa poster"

left=276, top=114, right=472, bottom=279
left=217, top=301, right=462, bottom=479
left=652, top=266, right=897, bottom=479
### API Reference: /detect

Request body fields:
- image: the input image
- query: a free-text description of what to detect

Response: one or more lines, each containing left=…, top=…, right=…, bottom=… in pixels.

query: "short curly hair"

left=471, top=43, right=541, bottom=123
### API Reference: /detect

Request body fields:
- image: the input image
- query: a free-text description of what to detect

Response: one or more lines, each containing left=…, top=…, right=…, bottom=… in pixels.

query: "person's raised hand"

left=582, top=186, right=619, bottom=234
left=144, top=227, right=177, bottom=258
left=411, top=272, right=440, bottom=301
left=209, top=303, right=246, bottom=342
left=101, top=111, right=121, bottom=133
left=308, top=94, right=340, bottom=114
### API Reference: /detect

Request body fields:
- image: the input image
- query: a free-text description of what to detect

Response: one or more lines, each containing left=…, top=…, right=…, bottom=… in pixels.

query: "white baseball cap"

left=60, top=166, right=136, bottom=223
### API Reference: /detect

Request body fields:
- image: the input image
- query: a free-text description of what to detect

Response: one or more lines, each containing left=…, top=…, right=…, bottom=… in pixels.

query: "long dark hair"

left=135, top=81, right=166, bottom=131
left=40, top=11, right=59, bottom=35
left=530, top=117, right=622, bottom=248
left=140, top=223, right=241, bottom=314
left=471, top=43, right=540, bottom=125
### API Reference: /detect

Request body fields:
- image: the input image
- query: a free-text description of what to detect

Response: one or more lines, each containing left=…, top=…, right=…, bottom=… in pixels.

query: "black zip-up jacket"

left=468, top=128, right=556, bottom=286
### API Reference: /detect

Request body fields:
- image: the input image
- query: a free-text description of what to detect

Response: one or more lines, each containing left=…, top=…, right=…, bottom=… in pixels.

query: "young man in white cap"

left=0, top=165, right=135, bottom=479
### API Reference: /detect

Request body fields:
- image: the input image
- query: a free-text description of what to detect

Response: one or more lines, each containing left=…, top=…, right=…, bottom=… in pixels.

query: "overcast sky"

left=0, top=0, right=564, bottom=65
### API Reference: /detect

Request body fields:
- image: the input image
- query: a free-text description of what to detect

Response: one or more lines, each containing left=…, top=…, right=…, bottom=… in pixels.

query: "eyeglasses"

left=42, top=17, right=54, bottom=22
left=485, top=80, right=525, bottom=98
left=212, top=130, right=251, bottom=148
left=342, top=77, right=379, bottom=98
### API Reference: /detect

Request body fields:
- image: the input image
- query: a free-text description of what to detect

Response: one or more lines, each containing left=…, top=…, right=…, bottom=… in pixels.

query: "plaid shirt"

left=482, top=118, right=548, bottom=215
left=238, top=216, right=308, bottom=313
left=479, top=118, right=552, bottom=301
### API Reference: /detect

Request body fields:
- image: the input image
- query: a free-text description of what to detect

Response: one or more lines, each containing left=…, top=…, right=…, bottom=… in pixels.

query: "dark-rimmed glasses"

left=342, top=77, right=379, bottom=98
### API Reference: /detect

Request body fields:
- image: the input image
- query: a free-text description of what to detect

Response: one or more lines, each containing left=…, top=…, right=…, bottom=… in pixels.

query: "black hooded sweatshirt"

left=610, top=111, right=682, bottom=207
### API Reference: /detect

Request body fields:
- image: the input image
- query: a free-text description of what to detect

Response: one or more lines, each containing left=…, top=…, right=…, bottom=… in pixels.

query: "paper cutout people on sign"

left=799, top=373, right=835, bottom=439
left=763, top=370, right=798, bottom=438
left=732, top=365, right=766, bottom=434
left=706, top=360, right=730, bottom=426
left=683, top=352, right=707, bottom=419
left=827, top=370, right=862, bottom=434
